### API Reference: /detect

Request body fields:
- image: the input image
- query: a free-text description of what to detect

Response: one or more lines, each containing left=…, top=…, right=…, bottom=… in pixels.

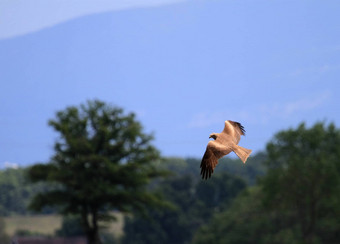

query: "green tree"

left=261, top=122, right=340, bottom=244
left=28, top=100, right=166, bottom=244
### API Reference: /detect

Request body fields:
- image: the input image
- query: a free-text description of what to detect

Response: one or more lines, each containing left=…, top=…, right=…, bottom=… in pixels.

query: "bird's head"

left=209, top=133, right=217, bottom=140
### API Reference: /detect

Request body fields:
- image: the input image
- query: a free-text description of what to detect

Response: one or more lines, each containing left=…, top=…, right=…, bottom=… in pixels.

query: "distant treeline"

left=0, top=167, right=55, bottom=216
left=0, top=153, right=265, bottom=216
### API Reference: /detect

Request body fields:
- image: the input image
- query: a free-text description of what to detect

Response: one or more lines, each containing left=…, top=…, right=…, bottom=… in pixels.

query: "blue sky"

left=1, top=0, right=340, bottom=168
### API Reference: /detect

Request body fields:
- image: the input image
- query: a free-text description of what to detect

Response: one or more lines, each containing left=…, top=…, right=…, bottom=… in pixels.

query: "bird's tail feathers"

left=233, top=145, right=252, bottom=163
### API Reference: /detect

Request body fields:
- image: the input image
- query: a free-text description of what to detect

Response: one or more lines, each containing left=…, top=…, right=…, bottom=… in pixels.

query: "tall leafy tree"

left=28, top=100, right=165, bottom=244
left=261, top=122, right=340, bottom=244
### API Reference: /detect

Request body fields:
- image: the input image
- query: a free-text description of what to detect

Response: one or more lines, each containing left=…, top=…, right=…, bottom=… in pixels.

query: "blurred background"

left=0, top=0, right=339, bottom=244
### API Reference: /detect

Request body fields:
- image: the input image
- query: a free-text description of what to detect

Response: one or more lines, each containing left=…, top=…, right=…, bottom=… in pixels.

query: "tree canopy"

left=262, top=122, right=340, bottom=243
left=27, top=100, right=167, bottom=244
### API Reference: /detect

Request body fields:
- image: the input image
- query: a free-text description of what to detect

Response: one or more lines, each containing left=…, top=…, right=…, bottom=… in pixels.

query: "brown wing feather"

left=200, top=145, right=219, bottom=180
left=229, top=121, right=246, bottom=135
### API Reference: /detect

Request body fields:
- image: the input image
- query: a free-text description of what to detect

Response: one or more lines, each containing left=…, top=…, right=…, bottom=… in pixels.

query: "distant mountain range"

left=1, top=1, right=339, bottom=166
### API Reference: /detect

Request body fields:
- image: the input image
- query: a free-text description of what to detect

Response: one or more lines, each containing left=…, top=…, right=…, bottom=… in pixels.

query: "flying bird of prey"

left=200, top=120, right=252, bottom=179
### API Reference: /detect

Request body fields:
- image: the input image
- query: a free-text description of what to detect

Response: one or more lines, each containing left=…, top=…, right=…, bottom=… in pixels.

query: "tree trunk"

left=91, top=208, right=101, bottom=244
left=86, top=229, right=101, bottom=244
left=82, top=208, right=101, bottom=244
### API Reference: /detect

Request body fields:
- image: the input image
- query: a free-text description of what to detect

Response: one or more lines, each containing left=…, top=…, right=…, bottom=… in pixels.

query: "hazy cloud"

left=290, top=63, right=340, bottom=77
left=283, top=91, right=331, bottom=115
left=188, top=91, right=332, bottom=128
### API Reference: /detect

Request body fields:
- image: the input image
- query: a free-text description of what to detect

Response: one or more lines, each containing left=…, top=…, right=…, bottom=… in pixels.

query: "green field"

left=4, top=212, right=124, bottom=237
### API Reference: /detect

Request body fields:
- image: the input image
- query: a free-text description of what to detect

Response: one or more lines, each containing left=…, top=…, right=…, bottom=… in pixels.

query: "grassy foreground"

left=4, top=212, right=124, bottom=237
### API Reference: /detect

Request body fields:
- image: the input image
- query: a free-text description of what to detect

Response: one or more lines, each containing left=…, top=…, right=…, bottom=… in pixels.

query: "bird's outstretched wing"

left=229, top=121, right=246, bottom=136
left=200, top=141, right=225, bottom=179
